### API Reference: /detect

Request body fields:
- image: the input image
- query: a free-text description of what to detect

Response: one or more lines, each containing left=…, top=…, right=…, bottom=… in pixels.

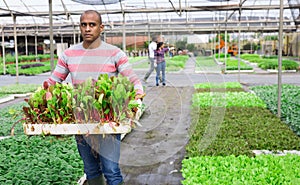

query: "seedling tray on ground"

left=23, top=122, right=132, bottom=135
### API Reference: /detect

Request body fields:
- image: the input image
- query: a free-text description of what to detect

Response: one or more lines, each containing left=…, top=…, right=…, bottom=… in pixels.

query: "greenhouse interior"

left=1, top=0, right=300, bottom=185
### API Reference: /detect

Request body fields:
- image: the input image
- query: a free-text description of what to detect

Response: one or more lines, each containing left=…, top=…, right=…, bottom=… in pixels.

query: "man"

left=46, top=10, right=144, bottom=185
left=143, top=36, right=158, bottom=82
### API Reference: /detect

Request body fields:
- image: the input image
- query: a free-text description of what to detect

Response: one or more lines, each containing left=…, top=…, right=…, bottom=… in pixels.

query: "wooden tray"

left=23, top=122, right=132, bottom=135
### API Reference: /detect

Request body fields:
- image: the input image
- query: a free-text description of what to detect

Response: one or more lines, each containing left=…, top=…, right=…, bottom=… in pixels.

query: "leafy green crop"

left=0, top=135, right=83, bottom=184
left=184, top=83, right=300, bottom=184
left=186, top=106, right=300, bottom=157
left=0, top=84, right=40, bottom=94
left=0, top=103, right=26, bottom=136
left=215, top=53, right=230, bottom=58
left=194, top=82, right=242, bottom=89
left=132, top=55, right=188, bottom=72
left=192, top=92, right=266, bottom=108
left=258, top=59, right=298, bottom=70
left=128, top=56, right=147, bottom=63
left=166, top=55, right=189, bottom=71
left=22, top=83, right=74, bottom=124
left=240, top=54, right=260, bottom=61
left=195, top=56, right=218, bottom=67
left=3, top=61, right=56, bottom=76
left=219, top=58, right=253, bottom=70
left=239, top=53, right=299, bottom=70
left=21, top=74, right=140, bottom=125
left=181, top=154, right=300, bottom=185
left=250, top=84, right=300, bottom=135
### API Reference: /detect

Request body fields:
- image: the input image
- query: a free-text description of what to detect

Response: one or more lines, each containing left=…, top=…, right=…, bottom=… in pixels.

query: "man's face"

left=80, top=12, right=104, bottom=43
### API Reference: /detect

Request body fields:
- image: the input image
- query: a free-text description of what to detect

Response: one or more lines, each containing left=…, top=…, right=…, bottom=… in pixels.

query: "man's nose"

left=85, top=25, right=91, bottom=31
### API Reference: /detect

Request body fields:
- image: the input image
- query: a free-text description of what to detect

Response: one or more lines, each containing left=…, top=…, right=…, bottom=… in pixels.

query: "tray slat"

left=23, top=122, right=132, bottom=135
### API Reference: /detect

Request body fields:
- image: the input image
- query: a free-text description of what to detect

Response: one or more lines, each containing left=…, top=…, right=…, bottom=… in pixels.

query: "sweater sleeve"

left=115, top=50, right=144, bottom=96
left=45, top=53, right=70, bottom=85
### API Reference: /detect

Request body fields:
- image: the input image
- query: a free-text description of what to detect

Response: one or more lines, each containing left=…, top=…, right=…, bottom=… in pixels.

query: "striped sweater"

left=47, top=41, right=143, bottom=95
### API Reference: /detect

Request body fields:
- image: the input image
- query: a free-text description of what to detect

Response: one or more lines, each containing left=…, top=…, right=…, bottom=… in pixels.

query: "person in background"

left=155, top=42, right=169, bottom=86
left=143, top=36, right=158, bottom=83
left=45, top=10, right=144, bottom=185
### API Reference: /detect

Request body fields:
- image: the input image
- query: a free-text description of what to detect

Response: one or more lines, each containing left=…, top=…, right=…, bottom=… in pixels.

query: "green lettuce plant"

left=20, top=74, right=140, bottom=126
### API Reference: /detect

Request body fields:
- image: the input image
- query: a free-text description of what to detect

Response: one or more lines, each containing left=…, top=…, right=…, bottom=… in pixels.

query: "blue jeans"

left=156, top=61, right=166, bottom=84
left=75, top=134, right=123, bottom=185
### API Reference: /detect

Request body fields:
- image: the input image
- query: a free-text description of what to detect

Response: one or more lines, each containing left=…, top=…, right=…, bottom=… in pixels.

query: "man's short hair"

left=81, top=10, right=102, bottom=24
left=152, top=36, right=158, bottom=42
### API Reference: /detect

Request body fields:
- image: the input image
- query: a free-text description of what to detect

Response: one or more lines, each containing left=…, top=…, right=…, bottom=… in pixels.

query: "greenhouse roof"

left=0, top=0, right=299, bottom=37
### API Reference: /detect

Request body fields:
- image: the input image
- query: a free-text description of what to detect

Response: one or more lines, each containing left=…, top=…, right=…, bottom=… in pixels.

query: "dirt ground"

left=120, top=85, right=194, bottom=185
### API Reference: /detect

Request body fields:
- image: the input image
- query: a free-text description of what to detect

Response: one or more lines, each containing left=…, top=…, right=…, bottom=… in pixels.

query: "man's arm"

left=115, top=50, right=144, bottom=97
left=46, top=55, right=70, bottom=85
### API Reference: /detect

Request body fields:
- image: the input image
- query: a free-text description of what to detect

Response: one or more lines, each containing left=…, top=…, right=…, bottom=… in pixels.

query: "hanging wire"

left=143, top=0, right=151, bottom=42
left=225, top=0, right=246, bottom=22
left=169, top=0, right=182, bottom=17
left=2, top=0, right=13, bottom=17
left=20, top=0, right=36, bottom=25
left=263, top=0, right=272, bottom=26
left=60, top=0, right=74, bottom=22
left=287, top=0, right=300, bottom=26
left=70, top=0, right=121, bottom=5
left=98, top=0, right=113, bottom=30
left=249, top=0, right=257, bottom=26
left=143, top=0, right=149, bottom=23
left=0, top=1, right=65, bottom=23
left=156, top=2, right=161, bottom=21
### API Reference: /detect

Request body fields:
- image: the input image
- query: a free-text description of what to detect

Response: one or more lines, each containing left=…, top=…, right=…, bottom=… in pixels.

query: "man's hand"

left=43, top=81, right=49, bottom=90
left=153, top=59, right=157, bottom=68
left=43, top=81, right=53, bottom=101
left=134, top=99, right=143, bottom=120
left=135, top=93, right=145, bottom=100
left=134, top=93, right=145, bottom=120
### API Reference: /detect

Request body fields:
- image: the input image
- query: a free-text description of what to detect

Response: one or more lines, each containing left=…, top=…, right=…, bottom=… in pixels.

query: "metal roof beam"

left=0, top=4, right=299, bottom=17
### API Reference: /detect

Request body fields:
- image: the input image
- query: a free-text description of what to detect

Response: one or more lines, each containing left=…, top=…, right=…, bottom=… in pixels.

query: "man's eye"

left=89, top=23, right=95, bottom=27
left=81, top=23, right=87, bottom=27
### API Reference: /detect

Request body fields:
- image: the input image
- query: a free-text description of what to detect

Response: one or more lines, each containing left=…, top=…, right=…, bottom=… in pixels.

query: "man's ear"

left=99, top=24, right=104, bottom=33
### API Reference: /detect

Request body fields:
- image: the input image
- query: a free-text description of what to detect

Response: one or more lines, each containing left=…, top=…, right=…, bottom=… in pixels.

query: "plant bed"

left=258, top=59, right=299, bottom=71
left=181, top=154, right=300, bottom=185
left=0, top=84, right=40, bottom=94
left=242, top=59, right=259, bottom=67
left=224, top=69, right=254, bottom=73
left=182, top=82, right=300, bottom=184
left=0, top=135, right=83, bottom=184
left=194, top=82, right=244, bottom=93
left=0, top=103, right=26, bottom=136
left=267, top=69, right=297, bottom=73
left=188, top=106, right=300, bottom=155
left=218, top=58, right=254, bottom=72
left=0, top=93, right=32, bottom=104
left=252, top=150, right=300, bottom=156
left=20, top=63, right=45, bottom=69
left=250, top=84, right=300, bottom=135
left=181, top=89, right=300, bottom=185
left=192, top=92, right=266, bottom=108
left=194, top=87, right=244, bottom=93
left=186, top=85, right=300, bottom=157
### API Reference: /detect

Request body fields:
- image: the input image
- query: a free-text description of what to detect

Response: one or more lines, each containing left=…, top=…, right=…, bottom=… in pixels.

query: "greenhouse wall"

left=283, top=32, right=300, bottom=57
